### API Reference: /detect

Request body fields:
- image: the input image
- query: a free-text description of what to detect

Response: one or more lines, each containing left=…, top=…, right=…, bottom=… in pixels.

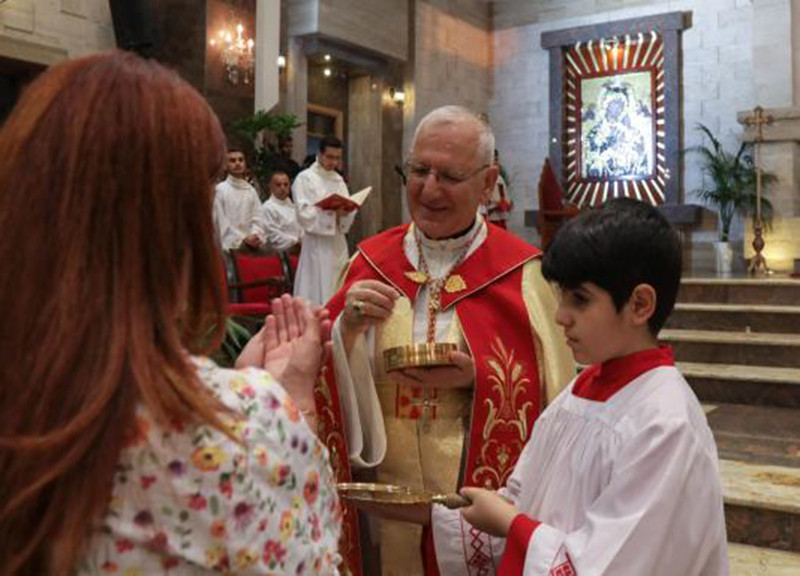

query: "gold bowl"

left=383, top=343, right=458, bottom=372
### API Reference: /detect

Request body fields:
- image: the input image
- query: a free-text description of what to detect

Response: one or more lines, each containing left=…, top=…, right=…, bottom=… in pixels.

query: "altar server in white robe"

left=439, top=198, right=728, bottom=576
left=293, top=135, right=355, bottom=305
left=262, top=170, right=303, bottom=251
left=213, top=148, right=267, bottom=251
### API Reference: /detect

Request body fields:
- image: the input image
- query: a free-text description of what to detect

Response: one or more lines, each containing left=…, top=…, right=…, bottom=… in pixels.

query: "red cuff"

left=498, top=514, right=540, bottom=576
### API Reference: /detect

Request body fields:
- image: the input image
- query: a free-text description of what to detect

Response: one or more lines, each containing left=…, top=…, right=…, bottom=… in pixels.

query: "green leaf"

left=689, top=123, right=777, bottom=240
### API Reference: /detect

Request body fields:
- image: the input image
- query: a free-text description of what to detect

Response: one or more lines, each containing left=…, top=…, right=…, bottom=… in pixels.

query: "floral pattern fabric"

left=76, top=357, right=341, bottom=575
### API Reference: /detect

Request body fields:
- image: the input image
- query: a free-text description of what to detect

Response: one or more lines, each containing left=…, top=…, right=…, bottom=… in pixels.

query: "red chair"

left=227, top=250, right=294, bottom=318
left=537, top=158, right=580, bottom=250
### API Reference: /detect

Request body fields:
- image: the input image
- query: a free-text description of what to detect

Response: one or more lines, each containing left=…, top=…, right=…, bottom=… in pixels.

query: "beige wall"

left=404, top=0, right=492, bottom=155
left=0, top=0, right=115, bottom=64
left=319, top=0, right=408, bottom=61
left=286, top=0, right=408, bottom=61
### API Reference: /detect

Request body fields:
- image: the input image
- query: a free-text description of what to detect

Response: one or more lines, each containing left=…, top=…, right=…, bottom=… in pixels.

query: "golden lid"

left=383, top=342, right=458, bottom=372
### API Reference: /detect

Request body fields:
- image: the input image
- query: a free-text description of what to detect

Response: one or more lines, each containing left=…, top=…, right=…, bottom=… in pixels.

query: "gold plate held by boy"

left=337, top=482, right=470, bottom=510
left=383, top=343, right=458, bottom=372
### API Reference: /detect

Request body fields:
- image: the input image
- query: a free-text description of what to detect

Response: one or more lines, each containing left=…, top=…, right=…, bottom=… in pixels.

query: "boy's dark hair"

left=269, top=170, right=289, bottom=183
left=542, top=197, right=682, bottom=334
left=319, top=135, right=343, bottom=153
left=226, top=144, right=248, bottom=163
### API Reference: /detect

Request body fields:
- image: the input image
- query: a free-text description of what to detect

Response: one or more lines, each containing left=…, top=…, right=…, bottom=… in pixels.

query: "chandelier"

left=210, top=23, right=255, bottom=86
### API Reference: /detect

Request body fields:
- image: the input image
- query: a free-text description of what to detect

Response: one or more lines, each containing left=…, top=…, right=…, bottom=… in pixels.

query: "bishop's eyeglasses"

left=402, top=160, right=490, bottom=188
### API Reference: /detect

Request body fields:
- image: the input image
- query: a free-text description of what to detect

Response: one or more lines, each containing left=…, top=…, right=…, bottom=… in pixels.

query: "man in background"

left=262, top=170, right=303, bottom=252
left=292, top=136, right=355, bottom=305
left=213, top=147, right=266, bottom=252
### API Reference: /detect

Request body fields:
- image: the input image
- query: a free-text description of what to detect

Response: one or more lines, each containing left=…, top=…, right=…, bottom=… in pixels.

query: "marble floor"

left=729, top=544, right=800, bottom=575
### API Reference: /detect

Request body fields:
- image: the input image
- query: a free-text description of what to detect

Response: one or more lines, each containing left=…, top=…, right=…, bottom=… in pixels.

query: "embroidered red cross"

left=550, top=554, right=576, bottom=576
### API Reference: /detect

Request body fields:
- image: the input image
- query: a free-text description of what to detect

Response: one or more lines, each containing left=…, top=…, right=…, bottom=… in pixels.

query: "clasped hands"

left=235, top=294, right=331, bottom=413
left=341, top=279, right=475, bottom=389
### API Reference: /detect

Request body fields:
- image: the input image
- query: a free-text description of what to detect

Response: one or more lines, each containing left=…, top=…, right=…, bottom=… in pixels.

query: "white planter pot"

left=713, top=241, right=734, bottom=276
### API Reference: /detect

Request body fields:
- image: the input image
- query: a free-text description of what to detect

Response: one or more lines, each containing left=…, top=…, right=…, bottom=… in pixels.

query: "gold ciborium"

left=383, top=342, right=458, bottom=372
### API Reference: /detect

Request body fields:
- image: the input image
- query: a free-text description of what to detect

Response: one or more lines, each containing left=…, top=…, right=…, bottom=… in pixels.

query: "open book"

left=315, top=186, right=372, bottom=212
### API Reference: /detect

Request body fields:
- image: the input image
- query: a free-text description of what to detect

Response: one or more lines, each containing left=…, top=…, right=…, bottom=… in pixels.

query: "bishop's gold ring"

left=352, top=299, right=365, bottom=316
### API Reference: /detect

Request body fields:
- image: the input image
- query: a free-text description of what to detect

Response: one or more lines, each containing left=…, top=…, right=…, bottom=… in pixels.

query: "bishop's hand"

left=341, top=279, right=401, bottom=336
left=389, top=350, right=475, bottom=389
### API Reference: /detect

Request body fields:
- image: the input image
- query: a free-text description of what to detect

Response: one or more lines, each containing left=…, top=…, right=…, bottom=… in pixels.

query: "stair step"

left=707, top=404, right=800, bottom=469
left=678, top=277, right=800, bottom=306
left=662, top=329, right=800, bottom=368
left=729, top=543, right=800, bottom=575
left=705, top=403, right=800, bottom=552
left=721, top=459, right=800, bottom=516
left=721, top=459, right=800, bottom=553
left=668, top=303, right=800, bottom=334
left=681, top=363, right=800, bottom=408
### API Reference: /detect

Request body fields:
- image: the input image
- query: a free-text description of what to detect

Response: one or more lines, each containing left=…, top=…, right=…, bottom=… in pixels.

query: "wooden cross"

left=742, top=106, right=774, bottom=275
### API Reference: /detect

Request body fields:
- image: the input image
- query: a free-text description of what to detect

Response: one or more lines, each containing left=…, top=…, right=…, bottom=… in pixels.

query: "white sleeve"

left=213, top=193, right=244, bottom=251
left=330, top=316, right=386, bottom=468
left=262, top=205, right=301, bottom=252
left=293, top=174, right=337, bottom=236
left=516, top=420, right=727, bottom=576
left=432, top=506, right=506, bottom=576
left=337, top=183, right=356, bottom=233
left=431, top=433, right=536, bottom=576
left=245, top=190, right=268, bottom=243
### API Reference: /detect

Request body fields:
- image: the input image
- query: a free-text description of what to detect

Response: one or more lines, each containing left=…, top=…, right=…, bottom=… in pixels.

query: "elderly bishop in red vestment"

left=313, top=106, right=575, bottom=576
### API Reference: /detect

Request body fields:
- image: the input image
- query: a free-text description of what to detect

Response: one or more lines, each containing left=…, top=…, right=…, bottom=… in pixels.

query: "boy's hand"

left=459, top=487, right=519, bottom=538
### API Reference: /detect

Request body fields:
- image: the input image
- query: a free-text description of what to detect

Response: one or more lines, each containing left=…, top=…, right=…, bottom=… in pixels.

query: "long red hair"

left=0, top=51, right=230, bottom=575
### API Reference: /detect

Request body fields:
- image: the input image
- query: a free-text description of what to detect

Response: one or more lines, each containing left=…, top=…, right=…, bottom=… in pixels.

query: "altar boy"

left=433, top=198, right=728, bottom=576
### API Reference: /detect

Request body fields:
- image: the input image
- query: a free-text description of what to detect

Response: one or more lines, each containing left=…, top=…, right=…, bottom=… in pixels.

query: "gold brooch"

left=404, top=271, right=428, bottom=284
left=444, top=274, right=467, bottom=293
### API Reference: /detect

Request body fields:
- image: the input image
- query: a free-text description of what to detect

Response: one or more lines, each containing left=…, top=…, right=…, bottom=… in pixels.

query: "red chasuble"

left=315, top=223, right=544, bottom=576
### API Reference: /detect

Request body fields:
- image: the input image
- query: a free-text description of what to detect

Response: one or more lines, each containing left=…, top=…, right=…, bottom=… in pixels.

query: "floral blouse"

left=76, top=357, right=341, bottom=575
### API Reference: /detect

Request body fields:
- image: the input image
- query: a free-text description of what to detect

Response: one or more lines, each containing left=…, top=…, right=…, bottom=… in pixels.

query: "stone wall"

left=404, top=0, right=493, bottom=153
left=286, top=0, right=408, bottom=61
left=490, top=0, right=791, bottom=260
left=0, top=0, right=114, bottom=64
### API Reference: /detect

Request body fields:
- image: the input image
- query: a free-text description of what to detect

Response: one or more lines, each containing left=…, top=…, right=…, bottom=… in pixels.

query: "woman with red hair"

left=0, top=51, right=340, bottom=575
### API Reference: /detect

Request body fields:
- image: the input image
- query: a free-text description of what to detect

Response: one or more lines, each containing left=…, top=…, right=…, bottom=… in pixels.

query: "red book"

left=315, top=186, right=371, bottom=212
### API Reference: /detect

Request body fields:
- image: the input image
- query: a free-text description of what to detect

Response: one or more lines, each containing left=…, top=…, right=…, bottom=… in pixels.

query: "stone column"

left=284, top=36, right=308, bottom=161
left=347, top=76, right=384, bottom=242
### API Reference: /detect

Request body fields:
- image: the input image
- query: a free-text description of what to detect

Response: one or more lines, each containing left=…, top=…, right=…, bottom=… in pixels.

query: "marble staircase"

left=666, top=277, right=800, bottom=574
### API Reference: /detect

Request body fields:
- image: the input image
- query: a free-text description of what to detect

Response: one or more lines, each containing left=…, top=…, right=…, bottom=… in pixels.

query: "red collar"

left=572, top=346, right=675, bottom=402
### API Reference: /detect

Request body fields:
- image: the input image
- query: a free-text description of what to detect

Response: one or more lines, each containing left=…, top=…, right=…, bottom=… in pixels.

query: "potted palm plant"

left=232, top=111, right=303, bottom=188
left=691, top=123, right=775, bottom=275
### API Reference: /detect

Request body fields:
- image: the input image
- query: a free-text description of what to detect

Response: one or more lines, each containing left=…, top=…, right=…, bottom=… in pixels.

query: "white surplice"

left=261, top=195, right=303, bottom=251
left=292, top=161, right=355, bottom=305
left=432, top=355, right=729, bottom=576
left=213, top=175, right=266, bottom=251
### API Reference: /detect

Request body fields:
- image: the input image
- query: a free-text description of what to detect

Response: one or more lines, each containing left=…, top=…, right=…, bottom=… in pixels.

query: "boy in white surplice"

left=436, top=198, right=728, bottom=576
left=261, top=170, right=303, bottom=251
